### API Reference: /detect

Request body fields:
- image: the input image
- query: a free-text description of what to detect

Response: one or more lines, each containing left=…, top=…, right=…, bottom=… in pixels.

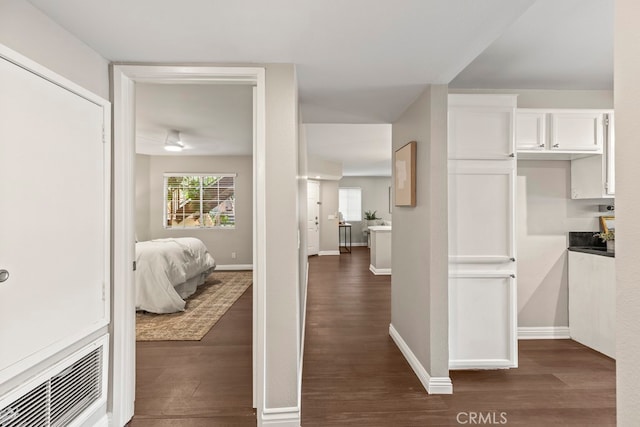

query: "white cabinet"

left=568, top=251, right=615, bottom=358
left=516, top=111, right=546, bottom=151
left=551, top=112, right=603, bottom=152
left=448, top=94, right=518, bottom=369
left=516, top=109, right=606, bottom=156
left=570, top=113, right=615, bottom=198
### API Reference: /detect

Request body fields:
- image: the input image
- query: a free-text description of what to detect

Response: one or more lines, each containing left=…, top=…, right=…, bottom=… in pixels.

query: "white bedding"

left=135, top=238, right=216, bottom=313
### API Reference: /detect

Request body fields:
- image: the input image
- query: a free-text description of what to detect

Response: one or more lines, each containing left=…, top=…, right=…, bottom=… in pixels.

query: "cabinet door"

left=449, top=166, right=515, bottom=263
left=516, top=111, right=546, bottom=150
left=449, top=107, right=514, bottom=159
left=550, top=112, right=603, bottom=151
left=449, top=275, right=517, bottom=368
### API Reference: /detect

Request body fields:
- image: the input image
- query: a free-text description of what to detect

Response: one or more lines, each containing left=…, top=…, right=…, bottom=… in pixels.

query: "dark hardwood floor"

left=301, top=247, right=616, bottom=426
left=129, top=286, right=255, bottom=427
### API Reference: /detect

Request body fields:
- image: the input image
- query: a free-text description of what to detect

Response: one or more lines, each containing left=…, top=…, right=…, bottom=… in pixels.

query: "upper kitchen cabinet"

left=449, top=95, right=516, bottom=160
left=517, top=109, right=607, bottom=158
left=571, top=112, right=615, bottom=199
left=550, top=111, right=603, bottom=152
left=516, top=110, right=546, bottom=151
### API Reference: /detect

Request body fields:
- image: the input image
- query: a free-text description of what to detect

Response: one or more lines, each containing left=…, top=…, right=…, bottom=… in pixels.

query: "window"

left=339, top=187, right=362, bottom=222
left=164, top=174, right=236, bottom=229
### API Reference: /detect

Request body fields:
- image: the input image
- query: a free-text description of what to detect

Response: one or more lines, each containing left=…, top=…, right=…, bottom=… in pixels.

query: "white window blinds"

left=339, top=188, right=362, bottom=222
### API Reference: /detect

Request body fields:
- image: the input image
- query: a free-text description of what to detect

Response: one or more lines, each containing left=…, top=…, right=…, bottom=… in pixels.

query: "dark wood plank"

left=129, top=285, right=255, bottom=426
left=301, top=247, right=616, bottom=426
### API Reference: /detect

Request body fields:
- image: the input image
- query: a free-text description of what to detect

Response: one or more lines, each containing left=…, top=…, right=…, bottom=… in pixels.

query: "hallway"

left=301, top=247, right=616, bottom=426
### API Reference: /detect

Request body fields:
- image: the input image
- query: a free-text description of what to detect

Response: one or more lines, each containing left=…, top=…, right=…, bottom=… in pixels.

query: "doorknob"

left=0, top=269, right=9, bottom=283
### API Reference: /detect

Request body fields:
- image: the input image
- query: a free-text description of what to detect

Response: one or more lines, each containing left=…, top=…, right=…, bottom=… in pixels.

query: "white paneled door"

left=307, top=180, right=320, bottom=255
left=0, top=52, right=110, bottom=382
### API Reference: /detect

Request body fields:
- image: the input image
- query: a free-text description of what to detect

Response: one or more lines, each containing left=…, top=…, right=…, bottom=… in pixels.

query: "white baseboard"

left=370, top=265, right=391, bottom=275
left=388, top=324, right=453, bottom=394
left=350, top=242, right=368, bottom=247
left=518, top=326, right=570, bottom=340
left=318, top=250, right=340, bottom=256
left=216, top=264, right=253, bottom=271
left=94, top=414, right=109, bottom=427
left=260, top=406, right=300, bottom=426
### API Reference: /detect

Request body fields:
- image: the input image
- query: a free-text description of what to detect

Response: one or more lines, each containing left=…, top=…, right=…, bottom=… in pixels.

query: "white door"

left=307, top=180, right=320, bottom=255
left=0, top=54, right=109, bottom=381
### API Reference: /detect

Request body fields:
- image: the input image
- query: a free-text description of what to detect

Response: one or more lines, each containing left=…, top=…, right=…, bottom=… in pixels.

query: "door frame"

left=110, top=65, right=266, bottom=426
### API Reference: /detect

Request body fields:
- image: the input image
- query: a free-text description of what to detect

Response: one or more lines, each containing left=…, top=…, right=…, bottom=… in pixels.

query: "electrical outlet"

left=231, top=252, right=237, bottom=259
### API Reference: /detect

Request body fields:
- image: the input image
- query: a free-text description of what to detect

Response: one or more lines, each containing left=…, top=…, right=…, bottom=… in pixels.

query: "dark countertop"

left=568, top=231, right=614, bottom=258
left=568, top=246, right=615, bottom=258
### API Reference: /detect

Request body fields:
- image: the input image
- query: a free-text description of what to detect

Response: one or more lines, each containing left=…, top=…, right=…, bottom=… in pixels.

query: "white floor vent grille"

left=0, top=336, right=107, bottom=427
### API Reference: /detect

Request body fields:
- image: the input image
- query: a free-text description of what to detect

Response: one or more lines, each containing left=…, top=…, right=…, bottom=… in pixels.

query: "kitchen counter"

left=568, top=246, right=614, bottom=258
left=568, top=231, right=614, bottom=258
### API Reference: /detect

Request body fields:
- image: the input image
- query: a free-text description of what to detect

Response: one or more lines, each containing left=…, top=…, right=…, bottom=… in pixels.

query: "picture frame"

left=394, top=141, right=416, bottom=207
left=600, top=216, right=615, bottom=233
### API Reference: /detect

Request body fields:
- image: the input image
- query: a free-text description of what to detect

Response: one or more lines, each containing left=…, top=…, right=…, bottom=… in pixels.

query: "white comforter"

left=135, top=238, right=216, bottom=314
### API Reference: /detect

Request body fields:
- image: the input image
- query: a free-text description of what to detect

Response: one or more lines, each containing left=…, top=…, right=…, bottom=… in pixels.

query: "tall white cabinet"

left=448, top=94, right=518, bottom=369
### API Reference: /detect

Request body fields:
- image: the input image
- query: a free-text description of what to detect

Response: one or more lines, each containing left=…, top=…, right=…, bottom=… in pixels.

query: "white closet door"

left=307, top=181, right=320, bottom=255
left=449, top=275, right=517, bottom=369
left=0, top=56, right=109, bottom=379
left=449, top=107, right=514, bottom=159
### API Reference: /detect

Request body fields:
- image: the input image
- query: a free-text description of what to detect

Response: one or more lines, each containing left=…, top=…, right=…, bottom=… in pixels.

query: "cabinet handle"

left=508, top=153, right=515, bottom=158
left=510, top=257, right=516, bottom=262
left=510, top=274, right=516, bottom=279
left=0, top=269, right=9, bottom=283
left=538, top=143, right=545, bottom=148
left=553, top=144, right=560, bottom=148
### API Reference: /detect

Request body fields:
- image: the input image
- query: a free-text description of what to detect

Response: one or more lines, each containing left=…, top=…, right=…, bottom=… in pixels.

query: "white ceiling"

left=306, top=124, right=392, bottom=176
left=451, top=0, right=613, bottom=89
left=27, top=0, right=613, bottom=174
left=27, top=0, right=535, bottom=123
left=135, top=83, right=253, bottom=156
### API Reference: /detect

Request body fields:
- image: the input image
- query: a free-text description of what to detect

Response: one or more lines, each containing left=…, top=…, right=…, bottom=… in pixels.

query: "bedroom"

left=133, top=81, right=255, bottom=414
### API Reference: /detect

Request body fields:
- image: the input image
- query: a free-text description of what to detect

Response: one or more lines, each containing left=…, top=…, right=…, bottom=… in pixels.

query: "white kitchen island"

left=369, top=225, right=391, bottom=275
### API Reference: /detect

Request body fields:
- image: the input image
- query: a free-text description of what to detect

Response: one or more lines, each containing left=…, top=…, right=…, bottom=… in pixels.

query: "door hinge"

left=604, top=115, right=610, bottom=126
left=133, top=261, right=137, bottom=271
left=101, top=282, right=106, bottom=301
left=102, top=125, right=106, bottom=144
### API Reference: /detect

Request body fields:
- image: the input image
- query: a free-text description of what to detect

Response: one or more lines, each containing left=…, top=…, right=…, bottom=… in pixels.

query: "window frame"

left=163, top=172, right=237, bottom=230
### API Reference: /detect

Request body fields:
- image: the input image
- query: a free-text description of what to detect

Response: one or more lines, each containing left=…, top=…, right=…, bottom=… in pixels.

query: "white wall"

left=517, top=160, right=608, bottom=328
left=0, top=0, right=109, bottom=99
left=135, top=154, right=151, bottom=242
left=319, top=180, right=339, bottom=253
left=136, top=155, right=253, bottom=266
left=308, top=155, right=343, bottom=180
left=339, top=176, right=392, bottom=245
left=449, top=88, right=613, bottom=109
left=614, top=1, right=640, bottom=424
left=391, top=84, right=450, bottom=380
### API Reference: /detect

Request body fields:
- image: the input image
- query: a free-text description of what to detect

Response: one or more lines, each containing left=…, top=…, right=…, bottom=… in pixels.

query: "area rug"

left=136, top=271, right=252, bottom=341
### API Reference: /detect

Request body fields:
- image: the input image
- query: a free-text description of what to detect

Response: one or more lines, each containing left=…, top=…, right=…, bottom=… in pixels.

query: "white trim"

left=370, top=265, right=392, bottom=275
left=389, top=324, right=453, bottom=394
left=260, top=407, right=301, bottom=426
left=350, top=242, right=368, bottom=247
left=94, top=414, right=109, bottom=427
left=518, top=327, right=570, bottom=340
left=298, top=261, right=309, bottom=410
left=216, top=264, right=254, bottom=271
left=449, top=359, right=516, bottom=369
left=111, top=65, right=266, bottom=427
left=318, top=250, right=340, bottom=256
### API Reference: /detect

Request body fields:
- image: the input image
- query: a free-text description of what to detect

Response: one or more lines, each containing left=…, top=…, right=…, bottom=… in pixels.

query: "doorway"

left=111, top=66, right=266, bottom=426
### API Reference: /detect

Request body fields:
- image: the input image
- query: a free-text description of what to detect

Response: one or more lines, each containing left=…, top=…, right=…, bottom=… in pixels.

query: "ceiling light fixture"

left=164, top=129, right=184, bottom=152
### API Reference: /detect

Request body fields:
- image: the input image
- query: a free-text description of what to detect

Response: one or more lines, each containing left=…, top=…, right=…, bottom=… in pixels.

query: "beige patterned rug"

left=136, top=271, right=252, bottom=341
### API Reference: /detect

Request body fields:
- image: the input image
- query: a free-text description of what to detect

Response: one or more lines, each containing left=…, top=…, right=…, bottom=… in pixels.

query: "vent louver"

left=0, top=342, right=104, bottom=427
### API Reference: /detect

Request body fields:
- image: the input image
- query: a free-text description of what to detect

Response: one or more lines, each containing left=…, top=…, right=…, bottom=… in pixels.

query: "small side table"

left=339, top=223, right=352, bottom=253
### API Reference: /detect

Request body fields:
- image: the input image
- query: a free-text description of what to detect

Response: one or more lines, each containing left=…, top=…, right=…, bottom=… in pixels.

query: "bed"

left=135, top=237, right=217, bottom=314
